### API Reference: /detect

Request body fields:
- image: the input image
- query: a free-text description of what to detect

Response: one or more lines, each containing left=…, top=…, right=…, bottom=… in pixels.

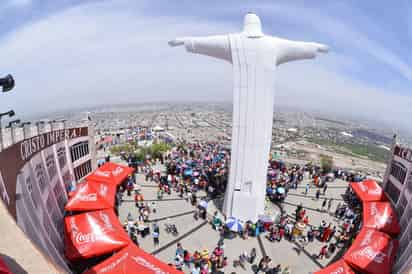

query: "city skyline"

left=0, top=0, right=411, bottom=133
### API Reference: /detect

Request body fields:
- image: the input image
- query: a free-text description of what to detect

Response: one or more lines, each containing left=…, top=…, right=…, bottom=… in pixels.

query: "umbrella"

left=343, top=228, right=398, bottom=274
left=258, top=215, right=274, bottom=223
left=199, top=200, right=208, bottom=208
left=276, top=187, right=285, bottom=194
left=350, top=180, right=386, bottom=202
left=362, top=201, right=400, bottom=236
left=84, top=244, right=182, bottom=274
left=314, top=259, right=355, bottom=274
left=65, top=181, right=116, bottom=212
left=296, top=222, right=306, bottom=231
left=184, top=169, right=193, bottom=176
left=64, top=209, right=130, bottom=261
left=226, top=217, right=243, bottom=232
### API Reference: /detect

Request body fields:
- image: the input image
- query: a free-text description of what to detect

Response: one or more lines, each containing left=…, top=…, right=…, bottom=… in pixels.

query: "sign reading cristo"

left=169, top=13, right=328, bottom=221
left=20, top=128, right=85, bottom=161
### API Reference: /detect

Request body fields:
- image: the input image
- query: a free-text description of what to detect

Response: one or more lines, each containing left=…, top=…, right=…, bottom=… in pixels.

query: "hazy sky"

left=0, top=0, right=411, bottom=133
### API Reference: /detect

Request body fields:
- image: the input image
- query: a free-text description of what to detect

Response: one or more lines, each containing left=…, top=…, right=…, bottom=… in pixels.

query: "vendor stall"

left=65, top=181, right=116, bottom=212
left=86, top=162, right=134, bottom=186
left=350, top=180, right=387, bottom=202
left=363, top=201, right=400, bottom=236
left=343, top=228, right=398, bottom=274
left=314, top=259, right=354, bottom=274
left=64, top=209, right=131, bottom=261
left=84, top=244, right=181, bottom=274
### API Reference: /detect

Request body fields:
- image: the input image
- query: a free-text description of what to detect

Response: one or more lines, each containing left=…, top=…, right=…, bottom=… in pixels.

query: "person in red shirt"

left=278, top=227, right=285, bottom=241
left=134, top=192, right=140, bottom=207
left=318, top=245, right=328, bottom=259
left=299, top=209, right=306, bottom=221
left=303, top=216, right=309, bottom=225
left=183, top=250, right=191, bottom=268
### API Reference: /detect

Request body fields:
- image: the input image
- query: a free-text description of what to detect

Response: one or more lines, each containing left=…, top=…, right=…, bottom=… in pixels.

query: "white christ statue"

left=169, top=13, right=328, bottom=221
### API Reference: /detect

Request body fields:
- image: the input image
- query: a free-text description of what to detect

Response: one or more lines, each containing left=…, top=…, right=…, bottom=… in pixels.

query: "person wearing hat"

left=201, top=248, right=209, bottom=261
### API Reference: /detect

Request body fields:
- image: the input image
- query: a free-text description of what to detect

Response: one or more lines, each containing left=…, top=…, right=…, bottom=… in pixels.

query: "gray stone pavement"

left=118, top=169, right=350, bottom=274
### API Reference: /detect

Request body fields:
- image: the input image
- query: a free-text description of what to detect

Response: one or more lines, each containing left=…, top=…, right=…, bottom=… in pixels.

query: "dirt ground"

left=277, top=141, right=387, bottom=178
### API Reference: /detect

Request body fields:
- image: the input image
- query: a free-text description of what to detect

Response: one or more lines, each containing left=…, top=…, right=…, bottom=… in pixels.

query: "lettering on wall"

left=20, top=128, right=82, bottom=161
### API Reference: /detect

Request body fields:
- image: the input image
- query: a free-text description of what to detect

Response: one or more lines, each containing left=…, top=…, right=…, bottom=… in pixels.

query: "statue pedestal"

left=232, top=191, right=258, bottom=222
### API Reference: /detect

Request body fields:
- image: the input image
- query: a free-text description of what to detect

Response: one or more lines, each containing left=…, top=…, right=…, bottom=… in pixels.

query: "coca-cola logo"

left=95, top=170, right=111, bottom=177
left=360, top=230, right=374, bottom=247
left=74, top=226, right=112, bottom=245
left=94, top=167, right=124, bottom=178
left=75, top=232, right=97, bottom=244
left=112, top=166, right=124, bottom=176
left=78, top=193, right=97, bottom=202
left=358, top=183, right=368, bottom=192
left=99, top=252, right=129, bottom=273
left=353, top=246, right=386, bottom=264
left=131, top=256, right=169, bottom=274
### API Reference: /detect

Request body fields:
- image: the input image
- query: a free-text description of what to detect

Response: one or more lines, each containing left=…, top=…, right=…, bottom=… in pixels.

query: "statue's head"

left=243, top=12, right=264, bottom=38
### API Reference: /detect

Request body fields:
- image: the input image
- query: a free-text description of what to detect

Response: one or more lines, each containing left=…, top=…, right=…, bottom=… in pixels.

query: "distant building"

left=383, top=136, right=412, bottom=273
left=340, top=131, right=353, bottom=137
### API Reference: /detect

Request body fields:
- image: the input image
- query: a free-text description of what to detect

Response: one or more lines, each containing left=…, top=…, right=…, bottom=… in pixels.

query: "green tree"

left=109, top=143, right=135, bottom=156
left=150, top=143, right=171, bottom=159
left=320, top=154, right=334, bottom=173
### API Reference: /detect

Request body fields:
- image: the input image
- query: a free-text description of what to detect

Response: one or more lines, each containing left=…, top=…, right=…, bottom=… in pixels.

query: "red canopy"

left=313, top=259, right=354, bottom=274
left=86, top=162, right=134, bottom=186
left=350, top=179, right=387, bottom=202
left=343, top=228, right=398, bottom=274
left=0, top=257, right=12, bottom=274
left=64, top=209, right=130, bottom=261
left=84, top=244, right=181, bottom=274
left=65, top=181, right=117, bottom=212
left=363, top=202, right=400, bottom=236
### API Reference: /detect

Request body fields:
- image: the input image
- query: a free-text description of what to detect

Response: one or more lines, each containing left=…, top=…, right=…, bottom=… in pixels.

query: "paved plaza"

left=118, top=163, right=350, bottom=274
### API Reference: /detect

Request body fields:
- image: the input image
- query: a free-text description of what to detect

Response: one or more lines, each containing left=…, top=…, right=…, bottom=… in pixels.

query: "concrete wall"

left=0, top=122, right=96, bottom=273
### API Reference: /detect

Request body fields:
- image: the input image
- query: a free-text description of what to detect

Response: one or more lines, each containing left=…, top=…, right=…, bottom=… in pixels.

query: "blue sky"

left=0, top=0, right=411, bottom=134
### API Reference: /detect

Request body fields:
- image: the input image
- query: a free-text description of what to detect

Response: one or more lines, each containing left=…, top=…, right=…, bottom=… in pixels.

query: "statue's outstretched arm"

left=168, top=35, right=232, bottom=63
left=275, top=37, right=328, bottom=66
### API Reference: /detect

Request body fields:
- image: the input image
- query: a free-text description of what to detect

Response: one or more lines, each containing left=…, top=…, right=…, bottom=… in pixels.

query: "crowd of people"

left=171, top=242, right=228, bottom=274
left=109, top=140, right=365, bottom=274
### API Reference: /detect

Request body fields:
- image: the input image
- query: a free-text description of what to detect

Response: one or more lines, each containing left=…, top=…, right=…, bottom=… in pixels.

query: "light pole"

left=6, top=119, right=20, bottom=144
left=0, top=74, right=14, bottom=92
left=0, top=73, right=15, bottom=150
left=0, top=110, right=15, bottom=150
left=35, top=121, right=45, bottom=135
left=20, top=122, right=31, bottom=140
